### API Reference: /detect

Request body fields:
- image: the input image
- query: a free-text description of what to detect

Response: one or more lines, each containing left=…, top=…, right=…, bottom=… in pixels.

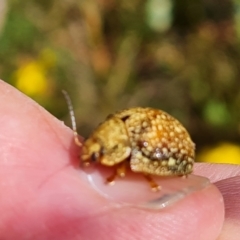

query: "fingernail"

left=82, top=166, right=210, bottom=210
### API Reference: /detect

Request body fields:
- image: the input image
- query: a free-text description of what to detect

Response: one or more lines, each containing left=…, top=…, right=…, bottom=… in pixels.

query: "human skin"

left=0, top=80, right=239, bottom=240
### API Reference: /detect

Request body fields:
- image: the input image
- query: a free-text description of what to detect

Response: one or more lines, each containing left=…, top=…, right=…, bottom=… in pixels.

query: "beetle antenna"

left=62, top=90, right=82, bottom=147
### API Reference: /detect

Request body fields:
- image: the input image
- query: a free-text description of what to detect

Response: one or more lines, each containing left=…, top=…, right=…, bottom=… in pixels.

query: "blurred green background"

left=0, top=0, right=240, bottom=164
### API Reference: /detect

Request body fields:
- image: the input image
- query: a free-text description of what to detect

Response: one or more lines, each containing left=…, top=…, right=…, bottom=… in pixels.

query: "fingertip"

left=74, top=182, right=224, bottom=240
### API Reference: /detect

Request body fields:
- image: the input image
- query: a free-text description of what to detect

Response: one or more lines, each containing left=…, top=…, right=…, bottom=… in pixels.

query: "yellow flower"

left=15, top=61, right=48, bottom=96
left=198, top=143, right=240, bottom=164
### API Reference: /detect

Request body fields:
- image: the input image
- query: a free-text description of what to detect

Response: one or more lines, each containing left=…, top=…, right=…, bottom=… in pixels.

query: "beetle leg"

left=106, top=172, right=117, bottom=185
left=181, top=174, right=188, bottom=179
left=106, top=162, right=127, bottom=185
left=144, top=174, right=161, bottom=192
left=116, top=161, right=127, bottom=177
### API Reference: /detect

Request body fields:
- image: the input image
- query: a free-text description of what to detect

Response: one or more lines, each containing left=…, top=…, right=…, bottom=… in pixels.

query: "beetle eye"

left=91, top=152, right=99, bottom=162
left=91, top=147, right=104, bottom=162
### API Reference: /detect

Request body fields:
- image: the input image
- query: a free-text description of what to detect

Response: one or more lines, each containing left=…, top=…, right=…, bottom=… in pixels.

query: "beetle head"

left=81, top=138, right=104, bottom=166
left=81, top=117, right=131, bottom=167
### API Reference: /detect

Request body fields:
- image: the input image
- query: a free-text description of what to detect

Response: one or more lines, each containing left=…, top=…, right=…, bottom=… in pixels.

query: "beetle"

left=63, top=91, right=195, bottom=191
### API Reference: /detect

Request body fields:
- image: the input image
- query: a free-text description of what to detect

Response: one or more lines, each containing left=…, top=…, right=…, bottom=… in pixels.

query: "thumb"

left=0, top=80, right=224, bottom=240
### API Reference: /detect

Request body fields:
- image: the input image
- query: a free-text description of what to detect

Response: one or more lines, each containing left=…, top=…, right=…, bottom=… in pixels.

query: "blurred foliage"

left=0, top=0, right=239, bottom=163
